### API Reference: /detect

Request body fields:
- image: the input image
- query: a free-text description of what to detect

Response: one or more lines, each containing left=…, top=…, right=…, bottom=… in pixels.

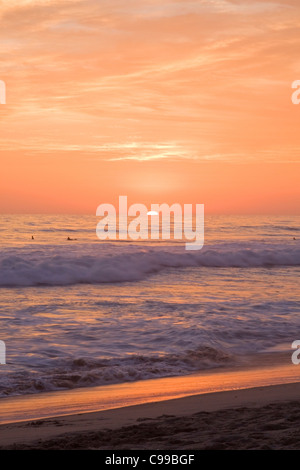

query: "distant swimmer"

left=32, top=235, right=34, bottom=240
left=293, top=237, right=296, bottom=240
left=67, top=237, right=77, bottom=241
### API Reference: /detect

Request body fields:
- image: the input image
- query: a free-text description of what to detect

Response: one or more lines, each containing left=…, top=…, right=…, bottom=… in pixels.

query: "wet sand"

left=0, top=358, right=298, bottom=425
left=2, top=381, right=300, bottom=450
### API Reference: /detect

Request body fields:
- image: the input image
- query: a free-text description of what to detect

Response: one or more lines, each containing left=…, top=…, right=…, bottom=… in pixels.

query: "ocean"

left=0, top=214, right=299, bottom=397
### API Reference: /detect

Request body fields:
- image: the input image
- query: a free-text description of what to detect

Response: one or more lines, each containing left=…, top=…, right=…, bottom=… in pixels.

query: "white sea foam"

left=0, top=346, right=233, bottom=397
left=0, top=242, right=299, bottom=287
left=0, top=215, right=299, bottom=399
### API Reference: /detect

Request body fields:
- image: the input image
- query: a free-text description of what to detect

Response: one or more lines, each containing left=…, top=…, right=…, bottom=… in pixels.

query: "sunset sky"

left=0, top=0, right=299, bottom=214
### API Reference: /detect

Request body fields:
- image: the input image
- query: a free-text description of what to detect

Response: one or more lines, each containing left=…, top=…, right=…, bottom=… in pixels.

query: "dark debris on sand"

left=3, top=401, right=300, bottom=450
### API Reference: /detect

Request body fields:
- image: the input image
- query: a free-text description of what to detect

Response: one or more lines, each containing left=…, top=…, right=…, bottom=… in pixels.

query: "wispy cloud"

left=1, top=0, right=299, bottom=162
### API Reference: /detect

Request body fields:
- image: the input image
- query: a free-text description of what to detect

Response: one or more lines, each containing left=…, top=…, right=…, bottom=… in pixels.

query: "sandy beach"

left=1, top=381, right=300, bottom=450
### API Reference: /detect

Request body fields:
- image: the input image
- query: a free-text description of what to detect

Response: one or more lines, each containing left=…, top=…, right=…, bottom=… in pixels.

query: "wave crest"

left=0, top=346, right=233, bottom=397
left=0, top=243, right=299, bottom=287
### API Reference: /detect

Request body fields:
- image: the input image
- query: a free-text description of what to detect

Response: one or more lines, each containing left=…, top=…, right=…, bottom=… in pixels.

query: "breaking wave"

left=0, top=242, right=299, bottom=287
left=0, top=346, right=233, bottom=397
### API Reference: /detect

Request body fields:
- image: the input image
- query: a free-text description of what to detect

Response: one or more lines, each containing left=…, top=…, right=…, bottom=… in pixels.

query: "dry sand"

left=2, top=382, right=300, bottom=450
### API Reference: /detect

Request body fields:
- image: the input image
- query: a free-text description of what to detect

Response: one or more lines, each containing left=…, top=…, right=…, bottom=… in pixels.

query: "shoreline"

left=0, top=356, right=298, bottom=425
left=1, top=359, right=300, bottom=449
left=1, top=381, right=300, bottom=449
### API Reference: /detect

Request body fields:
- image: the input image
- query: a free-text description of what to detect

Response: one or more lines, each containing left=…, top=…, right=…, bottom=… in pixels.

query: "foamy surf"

left=0, top=346, right=233, bottom=397
left=0, top=242, right=299, bottom=287
left=0, top=215, right=299, bottom=400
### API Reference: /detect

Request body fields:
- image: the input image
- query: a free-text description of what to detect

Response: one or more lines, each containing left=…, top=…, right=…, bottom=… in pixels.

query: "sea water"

left=0, top=214, right=299, bottom=397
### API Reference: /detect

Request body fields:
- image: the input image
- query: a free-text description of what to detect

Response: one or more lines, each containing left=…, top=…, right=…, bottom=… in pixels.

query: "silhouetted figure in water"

left=67, top=237, right=77, bottom=241
left=32, top=236, right=34, bottom=240
left=293, top=237, right=296, bottom=240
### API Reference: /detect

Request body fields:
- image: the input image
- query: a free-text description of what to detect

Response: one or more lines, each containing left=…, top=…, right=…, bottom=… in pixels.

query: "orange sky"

left=0, top=0, right=299, bottom=214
